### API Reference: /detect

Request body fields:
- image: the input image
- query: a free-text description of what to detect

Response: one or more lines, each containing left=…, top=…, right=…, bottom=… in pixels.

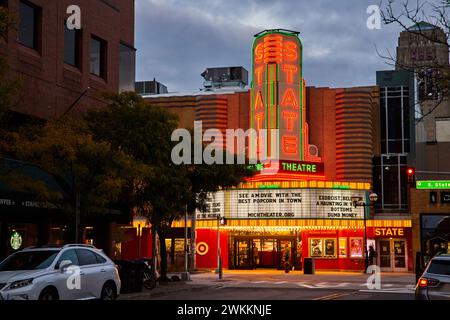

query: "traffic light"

left=407, top=167, right=415, bottom=184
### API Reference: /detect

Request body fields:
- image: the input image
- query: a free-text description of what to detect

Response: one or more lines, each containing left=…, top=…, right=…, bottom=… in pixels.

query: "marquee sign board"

left=196, top=189, right=366, bottom=220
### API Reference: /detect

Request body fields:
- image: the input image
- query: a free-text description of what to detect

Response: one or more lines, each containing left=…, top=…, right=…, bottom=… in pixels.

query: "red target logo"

left=196, top=242, right=209, bottom=256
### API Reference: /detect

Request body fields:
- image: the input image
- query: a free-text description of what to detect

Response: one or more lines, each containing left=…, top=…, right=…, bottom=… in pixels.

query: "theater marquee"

left=196, top=189, right=366, bottom=220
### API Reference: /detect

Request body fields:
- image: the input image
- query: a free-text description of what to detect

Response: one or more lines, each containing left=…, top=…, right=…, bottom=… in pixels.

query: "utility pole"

left=189, top=212, right=196, bottom=273
left=75, top=193, right=80, bottom=243
left=216, top=216, right=222, bottom=279
left=184, top=205, right=188, bottom=273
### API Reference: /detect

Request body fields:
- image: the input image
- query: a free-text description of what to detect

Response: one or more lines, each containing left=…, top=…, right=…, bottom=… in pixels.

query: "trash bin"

left=115, top=260, right=144, bottom=294
left=303, top=258, right=315, bottom=274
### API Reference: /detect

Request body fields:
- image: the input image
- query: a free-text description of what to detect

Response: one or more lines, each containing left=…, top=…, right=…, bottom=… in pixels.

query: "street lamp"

left=352, top=192, right=378, bottom=273
left=132, top=216, right=148, bottom=258
left=216, top=216, right=226, bottom=279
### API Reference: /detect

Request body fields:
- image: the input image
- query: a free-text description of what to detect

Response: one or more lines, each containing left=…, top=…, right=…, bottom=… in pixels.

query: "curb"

left=118, top=284, right=211, bottom=300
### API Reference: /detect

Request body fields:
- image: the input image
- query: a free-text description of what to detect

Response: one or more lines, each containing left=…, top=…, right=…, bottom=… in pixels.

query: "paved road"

left=120, top=270, right=416, bottom=300
left=188, top=270, right=416, bottom=292
left=150, top=286, right=414, bottom=300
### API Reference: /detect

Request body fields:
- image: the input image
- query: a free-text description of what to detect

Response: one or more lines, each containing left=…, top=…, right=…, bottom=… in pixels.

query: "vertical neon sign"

left=250, top=30, right=305, bottom=161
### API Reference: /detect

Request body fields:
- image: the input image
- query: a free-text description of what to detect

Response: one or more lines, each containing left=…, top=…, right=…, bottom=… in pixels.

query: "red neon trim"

left=255, top=91, right=264, bottom=110
left=281, top=88, right=299, bottom=109
left=282, top=64, right=297, bottom=84
left=282, top=111, right=298, bottom=131
left=254, top=43, right=264, bottom=64
left=255, top=113, right=264, bottom=130
left=283, top=41, right=298, bottom=61
left=255, top=66, right=264, bottom=85
left=282, top=135, right=297, bottom=154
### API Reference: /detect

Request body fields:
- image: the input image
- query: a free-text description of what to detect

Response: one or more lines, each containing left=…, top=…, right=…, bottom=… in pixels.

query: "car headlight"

left=7, top=279, right=33, bottom=291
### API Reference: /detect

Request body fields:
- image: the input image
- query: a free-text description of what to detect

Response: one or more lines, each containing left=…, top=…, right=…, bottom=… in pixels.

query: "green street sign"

left=416, top=180, right=450, bottom=190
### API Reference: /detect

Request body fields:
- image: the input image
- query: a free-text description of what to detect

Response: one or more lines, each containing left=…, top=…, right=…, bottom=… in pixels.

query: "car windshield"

left=428, top=259, right=450, bottom=276
left=0, top=250, right=60, bottom=271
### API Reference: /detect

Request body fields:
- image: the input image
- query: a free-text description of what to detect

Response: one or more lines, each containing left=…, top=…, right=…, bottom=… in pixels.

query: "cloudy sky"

left=135, top=0, right=407, bottom=92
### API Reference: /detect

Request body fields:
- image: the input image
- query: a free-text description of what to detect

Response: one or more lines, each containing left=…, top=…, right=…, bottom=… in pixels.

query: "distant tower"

left=396, top=22, right=449, bottom=100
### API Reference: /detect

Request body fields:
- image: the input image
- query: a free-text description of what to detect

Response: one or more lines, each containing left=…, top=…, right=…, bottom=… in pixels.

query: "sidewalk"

left=118, top=282, right=211, bottom=300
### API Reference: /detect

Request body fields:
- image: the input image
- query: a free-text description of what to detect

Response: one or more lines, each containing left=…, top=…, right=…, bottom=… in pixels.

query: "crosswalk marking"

left=316, top=282, right=328, bottom=286
left=297, top=282, right=316, bottom=288
left=359, top=289, right=414, bottom=294
left=336, top=282, right=351, bottom=287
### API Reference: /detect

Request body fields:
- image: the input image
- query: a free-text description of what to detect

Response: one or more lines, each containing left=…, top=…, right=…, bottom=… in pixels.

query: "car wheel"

left=100, top=282, right=117, bottom=301
left=39, top=287, right=59, bottom=301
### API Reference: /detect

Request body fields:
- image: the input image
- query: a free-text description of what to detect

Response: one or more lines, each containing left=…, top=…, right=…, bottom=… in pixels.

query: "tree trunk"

left=151, top=224, right=157, bottom=276
left=189, top=210, right=196, bottom=272
left=157, top=228, right=170, bottom=281
left=0, top=220, right=8, bottom=260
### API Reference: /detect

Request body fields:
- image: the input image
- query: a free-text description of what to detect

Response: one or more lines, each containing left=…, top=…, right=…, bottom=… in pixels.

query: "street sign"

left=416, top=180, right=450, bottom=190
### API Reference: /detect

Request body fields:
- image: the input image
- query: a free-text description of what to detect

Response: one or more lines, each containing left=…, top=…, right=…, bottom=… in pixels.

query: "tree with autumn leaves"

left=0, top=6, right=254, bottom=279
left=0, top=91, right=254, bottom=279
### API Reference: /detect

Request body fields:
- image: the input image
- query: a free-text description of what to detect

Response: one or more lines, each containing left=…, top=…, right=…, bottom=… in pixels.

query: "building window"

left=436, top=118, right=450, bottom=142
left=19, top=1, right=40, bottom=50
left=380, top=86, right=410, bottom=154
left=119, top=43, right=136, bottom=92
left=64, top=24, right=81, bottom=68
left=90, top=36, right=106, bottom=78
left=373, top=155, right=408, bottom=211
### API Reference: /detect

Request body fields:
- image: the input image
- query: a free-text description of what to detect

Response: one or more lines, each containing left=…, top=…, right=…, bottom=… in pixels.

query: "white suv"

left=0, top=244, right=121, bottom=300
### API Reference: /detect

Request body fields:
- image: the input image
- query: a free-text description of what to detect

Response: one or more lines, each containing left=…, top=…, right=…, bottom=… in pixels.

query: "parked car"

left=0, top=244, right=121, bottom=300
left=415, top=254, right=450, bottom=300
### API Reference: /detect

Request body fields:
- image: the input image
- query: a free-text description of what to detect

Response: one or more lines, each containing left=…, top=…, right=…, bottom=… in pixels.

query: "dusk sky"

left=135, top=0, right=407, bottom=92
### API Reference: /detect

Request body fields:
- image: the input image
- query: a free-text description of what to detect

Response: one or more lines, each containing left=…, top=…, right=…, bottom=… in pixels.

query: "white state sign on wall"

left=196, top=189, right=366, bottom=220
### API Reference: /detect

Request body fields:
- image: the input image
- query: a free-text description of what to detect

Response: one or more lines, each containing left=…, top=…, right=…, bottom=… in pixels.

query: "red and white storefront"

left=120, top=29, right=413, bottom=273
left=193, top=180, right=413, bottom=272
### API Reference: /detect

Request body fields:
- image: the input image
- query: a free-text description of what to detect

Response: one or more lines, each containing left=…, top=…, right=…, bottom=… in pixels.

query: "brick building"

left=0, top=0, right=136, bottom=259
left=0, top=0, right=135, bottom=120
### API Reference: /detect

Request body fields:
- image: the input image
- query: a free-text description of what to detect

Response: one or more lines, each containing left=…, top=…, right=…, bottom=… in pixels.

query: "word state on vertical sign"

left=252, top=32, right=304, bottom=161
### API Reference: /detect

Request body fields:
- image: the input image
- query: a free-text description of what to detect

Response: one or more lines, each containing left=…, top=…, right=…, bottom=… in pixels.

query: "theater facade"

left=145, top=29, right=413, bottom=272
left=191, top=30, right=412, bottom=272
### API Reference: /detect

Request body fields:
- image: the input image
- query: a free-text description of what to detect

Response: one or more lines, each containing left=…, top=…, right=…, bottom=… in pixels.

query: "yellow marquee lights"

left=182, top=219, right=412, bottom=229
left=219, top=225, right=364, bottom=233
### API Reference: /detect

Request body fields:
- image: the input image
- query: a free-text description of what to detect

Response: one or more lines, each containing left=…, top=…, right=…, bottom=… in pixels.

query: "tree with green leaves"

left=86, top=92, right=255, bottom=279
left=0, top=116, right=144, bottom=243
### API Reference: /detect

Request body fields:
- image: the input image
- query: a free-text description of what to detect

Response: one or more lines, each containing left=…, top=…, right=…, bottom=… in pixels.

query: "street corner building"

left=0, top=0, right=136, bottom=259
left=145, top=29, right=413, bottom=272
